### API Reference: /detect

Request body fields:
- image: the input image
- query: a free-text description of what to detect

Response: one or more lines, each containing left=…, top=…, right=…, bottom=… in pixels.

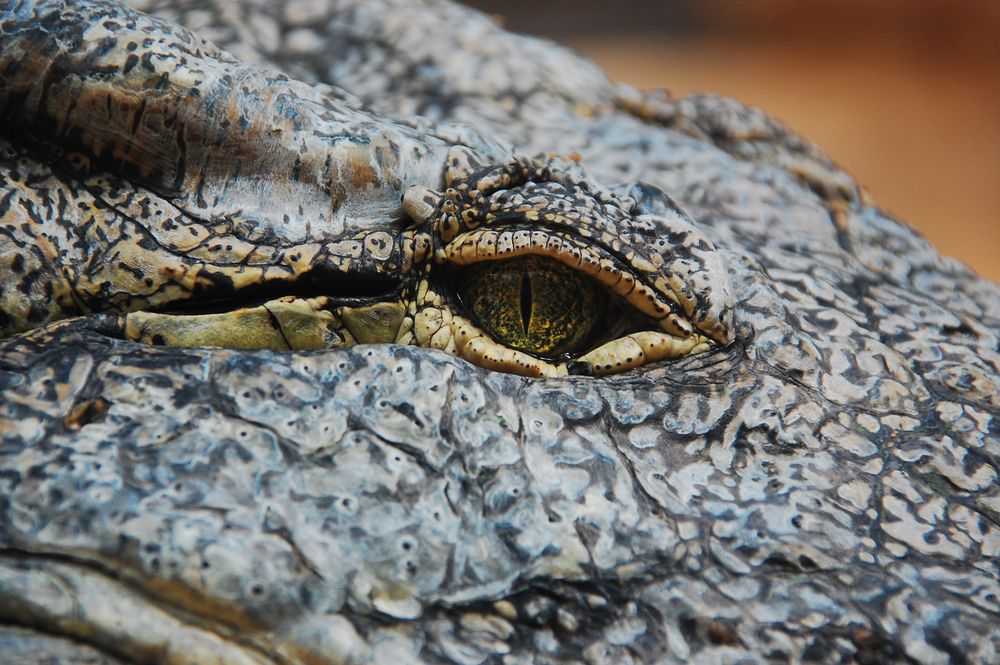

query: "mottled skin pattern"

left=1, top=1, right=999, bottom=665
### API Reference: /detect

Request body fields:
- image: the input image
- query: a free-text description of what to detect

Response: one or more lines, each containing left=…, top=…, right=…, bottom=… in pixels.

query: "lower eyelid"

left=450, top=314, right=567, bottom=378
left=576, top=331, right=713, bottom=376
left=446, top=314, right=710, bottom=379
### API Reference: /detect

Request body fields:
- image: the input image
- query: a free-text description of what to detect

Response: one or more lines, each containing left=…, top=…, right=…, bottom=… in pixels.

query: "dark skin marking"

left=64, top=398, right=109, bottom=431
left=129, top=97, right=146, bottom=136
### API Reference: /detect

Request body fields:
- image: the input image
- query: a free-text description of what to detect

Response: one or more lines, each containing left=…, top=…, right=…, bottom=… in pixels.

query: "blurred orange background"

left=463, top=0, right=1000, bottom=283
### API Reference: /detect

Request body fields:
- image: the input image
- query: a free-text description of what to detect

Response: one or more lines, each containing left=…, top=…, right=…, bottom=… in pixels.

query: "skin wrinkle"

left=0, top=547, right=274, bottom=657
left=1, top=0, right=999, bottom=664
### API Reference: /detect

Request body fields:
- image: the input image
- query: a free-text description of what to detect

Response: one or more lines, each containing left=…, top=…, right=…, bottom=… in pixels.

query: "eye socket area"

left=403, top=157, right=734, bottom=377
left=451, top=255, right=613, bottom=360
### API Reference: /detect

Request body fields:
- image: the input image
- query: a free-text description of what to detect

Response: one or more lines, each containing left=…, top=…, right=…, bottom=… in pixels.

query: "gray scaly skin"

left=1, top=0, right=1000, bottom=663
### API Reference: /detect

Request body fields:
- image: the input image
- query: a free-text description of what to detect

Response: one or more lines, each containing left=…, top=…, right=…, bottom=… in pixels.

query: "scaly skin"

left=1, top=0, right=1000, bottom=663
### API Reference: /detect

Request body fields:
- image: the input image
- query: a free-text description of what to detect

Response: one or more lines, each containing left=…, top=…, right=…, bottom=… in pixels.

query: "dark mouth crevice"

left=153, top=264, right=403, bottom=316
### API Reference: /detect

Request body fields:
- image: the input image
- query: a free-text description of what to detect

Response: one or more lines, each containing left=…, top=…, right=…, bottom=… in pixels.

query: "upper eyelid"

left=423, top=163, right=729, bottom=341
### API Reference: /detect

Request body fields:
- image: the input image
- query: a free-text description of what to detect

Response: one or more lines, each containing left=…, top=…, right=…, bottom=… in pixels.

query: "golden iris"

left=456, top=256, right=607, bottom=357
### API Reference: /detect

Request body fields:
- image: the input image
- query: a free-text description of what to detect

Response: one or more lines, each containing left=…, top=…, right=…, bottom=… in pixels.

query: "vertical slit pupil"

left=520, top=270, right=532, bottom=335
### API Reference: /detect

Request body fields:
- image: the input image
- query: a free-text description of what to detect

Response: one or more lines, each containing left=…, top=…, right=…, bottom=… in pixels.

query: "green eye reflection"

left=454, top=256, right=608, bottom=358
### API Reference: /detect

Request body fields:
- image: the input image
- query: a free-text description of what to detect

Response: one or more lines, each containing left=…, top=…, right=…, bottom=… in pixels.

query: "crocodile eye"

left=455, top=256, right=608, bottom=358
left=401, top=154, right=735, bottom=378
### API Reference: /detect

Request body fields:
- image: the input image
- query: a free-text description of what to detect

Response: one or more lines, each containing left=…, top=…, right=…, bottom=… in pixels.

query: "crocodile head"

left=0, top=0, right=733, bottom=379
left=1, top=0, right=999, bottom=663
